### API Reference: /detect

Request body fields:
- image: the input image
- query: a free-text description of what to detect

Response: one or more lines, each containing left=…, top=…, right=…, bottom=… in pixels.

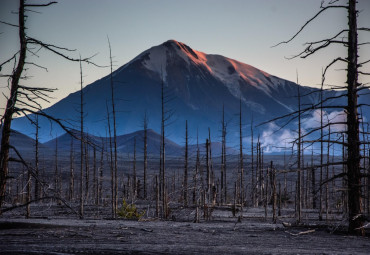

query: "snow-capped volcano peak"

left=14, top=39, right=357, bottom=148
left=139, top=40, right=278, bottom=99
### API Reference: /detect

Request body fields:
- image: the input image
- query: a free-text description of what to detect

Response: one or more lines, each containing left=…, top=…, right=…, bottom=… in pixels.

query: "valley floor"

left=1, top=205, right=370, bottom=254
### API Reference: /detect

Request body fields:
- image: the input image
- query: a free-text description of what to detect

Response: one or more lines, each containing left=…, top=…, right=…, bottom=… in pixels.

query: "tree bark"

left=143, top=113, right=148, bottom=199
left=0, top=0, right=26, bottom=209
left=184, top=120, right=188, bottom=207
left=346, top=0, right=364, bottom=236
left=79, top=59, right=84, bottom=219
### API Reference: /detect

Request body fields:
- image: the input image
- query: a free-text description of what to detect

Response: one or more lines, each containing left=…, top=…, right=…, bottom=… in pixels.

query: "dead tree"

left=0, top=0, right=27, bottom=207
left=79, top=58, right=84, bottom=218
left=326, top=124, right=331, bottom=221
left=297, top=84, right=302, bottom=222
left=239, top=98, right=244, bottom=210
left=92, top=146, right=96, bottom=204
left=311, top=146, right=316, bottom=209
left=208, top=128, right=215, bottom=205
left=206, top=139, right=210, bottom=203
left=155, top=175, right=159, bottom=218
left=239, top=98, right=244, bottom=217
left=159, top=71, right=174, bottom=218
left=34, top=115, right=40, bottom=201
left=193, top=130, right=200, bottom=205
left=272, top=161, right=277, bottom=223
left=84, top=136, right=90, bottom=202
left=272, top=0, right=369, bottom=235
left=221, top=104, right=227, bottom=204
left=106, top=101, right=115, bottom=218
left=319, top=79, right=324, bottom=221
left=98, top=138, right=104, bottom=205
left=143, top=112, right=148, bottom=199
left=107, top=37, right=118, bottom=216
left=69, top=134, right=74, bottom=201
left=184, top=120, right=188, bottom=207
left=160, top=74, right=166, bottom=217
left=133, top=137, right=137, bottom=199
left=26, top=157, right=31, bottom=218
left=346, top=0, right=364, bottom=235
left=0, top=1, right=99, bottom=212
left=251, top=116, right=255, bottom=207
left=54, top=137, right=59, bottom=200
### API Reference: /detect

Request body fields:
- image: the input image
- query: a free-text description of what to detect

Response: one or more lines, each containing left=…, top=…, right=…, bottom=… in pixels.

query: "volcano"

left=12, top=40, right=368, bottom=148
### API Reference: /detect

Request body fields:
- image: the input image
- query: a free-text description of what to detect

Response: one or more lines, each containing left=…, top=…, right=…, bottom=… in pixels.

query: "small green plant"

left=117, top=199, right=145, bottom=220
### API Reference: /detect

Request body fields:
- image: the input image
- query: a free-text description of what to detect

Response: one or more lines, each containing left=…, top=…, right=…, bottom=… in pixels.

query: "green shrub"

left=117, top=199, right=145, bottom=220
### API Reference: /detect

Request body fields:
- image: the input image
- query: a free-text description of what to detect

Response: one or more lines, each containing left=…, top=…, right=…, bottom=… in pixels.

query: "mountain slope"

left=11, top=40, right=370, bottom=148
left=44, top=129, right=183, bottom=157
left=0, top=130, right=50, bottom=157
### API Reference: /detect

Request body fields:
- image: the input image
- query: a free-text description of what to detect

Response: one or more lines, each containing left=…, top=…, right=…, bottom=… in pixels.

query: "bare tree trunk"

left=160, top=73, right=167, bottom=218
left=223, top=121, right=227, bottom=204
left=208, top=128, right=215, bottom=206
left=264, top=162, right=268, bottom=221
left=347, top=0, right=363, bottom=236
left=69, top=136, right=74, bottom=201
left=239, top=98, right=244, bottom=218
left=311, top=146, right=316, bottom=209
left=257, top=138, right=262, bottom=206
left=34, top=115, right=40, bottom=201
left=106, top=102, right=115, bottom=218
left=342, top=134, right=348, bottom=215
left=221, top=105, right=225, bottom=205
left=0, top=0, right=26, bottom=209
left=297, top=84, right=302, bottom=223
left=21, top=168, right=25, bottom=203
left=93, top=146, right=96, bottom=205
left=251, top=116, right=255, bottom=207
left=156, top=175, right=159, bottom=218
left=193, top=131, right=200, bottom=205
left=108, top=37, right=118, bottom=217
left=326, top=125, right=331, bottom=221
left=206, top=139, right=210, bottom=204
left=284, top=151, right=287, bottom=208
left=143, top=113, right=148, bottom=199
left=54, top=137, right=59, bottom=200
left=98, top=140, right=104, bottom=206
left=278, top=181, right=281, bottom=217
left=133, top=137, right=137, bottom=199
left=367, top=148, right=370, bottom=218
left=79, top=58, right=84, bottom=219
left=319, top=80, right=324, bottom=221
left=367, top=148, right=370, bottom=217
left=272, top=161, right=277, bottom=223
left=84, top=140, right=89, bottom=202
left=26, top=161, right=31, bottom=218
left=184, top=120, right=188, bottom=207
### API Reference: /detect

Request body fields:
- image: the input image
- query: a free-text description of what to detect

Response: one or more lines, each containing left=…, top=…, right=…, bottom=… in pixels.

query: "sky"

left=1, top=0, right=370, bottom=112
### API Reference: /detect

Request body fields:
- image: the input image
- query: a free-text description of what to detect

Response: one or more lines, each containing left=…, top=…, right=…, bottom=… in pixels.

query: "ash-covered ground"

left=1, top=203, right=369, bottom=254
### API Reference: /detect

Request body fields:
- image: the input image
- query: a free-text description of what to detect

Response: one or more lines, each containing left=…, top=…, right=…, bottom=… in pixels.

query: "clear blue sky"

left=1, top=0, right=369, bottom=110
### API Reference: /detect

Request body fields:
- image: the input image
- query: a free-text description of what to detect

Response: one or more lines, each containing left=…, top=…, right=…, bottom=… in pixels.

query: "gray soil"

left=1, top=205, right=370, bottom=254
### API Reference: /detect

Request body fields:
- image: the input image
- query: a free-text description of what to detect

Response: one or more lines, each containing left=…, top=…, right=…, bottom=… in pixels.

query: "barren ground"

left=1, top=204, right=369, bottom=254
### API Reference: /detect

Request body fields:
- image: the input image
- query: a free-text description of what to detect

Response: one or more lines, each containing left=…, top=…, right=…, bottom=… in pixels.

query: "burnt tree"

left=272, top=0, right=369, bottom=235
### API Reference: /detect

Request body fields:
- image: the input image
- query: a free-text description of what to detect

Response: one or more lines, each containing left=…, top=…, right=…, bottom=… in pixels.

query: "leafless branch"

left=24, top=2, right=58, bottom=8
left=25, top=62, right=48, bottom=72
left=272, top=5, right=348, bottom=47
left=0, top=20, right=19, bottom=28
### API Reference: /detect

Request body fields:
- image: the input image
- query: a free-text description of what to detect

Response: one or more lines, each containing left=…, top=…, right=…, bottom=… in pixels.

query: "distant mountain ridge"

left=44, top=128, right=238, bottom=157
left=3, top=128, right=239, bottom=159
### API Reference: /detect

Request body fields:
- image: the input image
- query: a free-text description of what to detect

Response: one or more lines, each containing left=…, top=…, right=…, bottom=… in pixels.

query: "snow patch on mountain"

left=139, top=40, right=283, bottom=103
left=142, top=45, right=168, bottom=81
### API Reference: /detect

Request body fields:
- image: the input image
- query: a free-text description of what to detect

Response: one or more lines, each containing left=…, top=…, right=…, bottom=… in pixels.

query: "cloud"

left=302, top=109, right=347, bottom=133
left=259, top=122, right=296, bottom=153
